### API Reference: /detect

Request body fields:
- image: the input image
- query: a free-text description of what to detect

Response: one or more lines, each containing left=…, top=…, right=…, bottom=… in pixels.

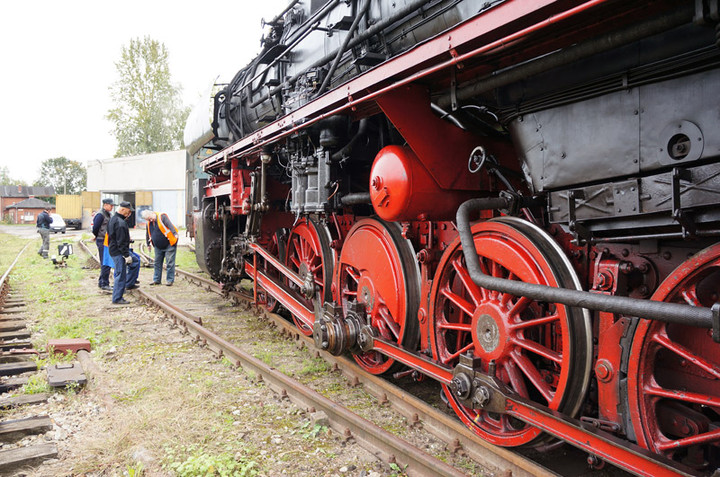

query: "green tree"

left=34, top=157, right=87, bottom=195
left=107, top=36, right=189, bottom=157
left=0, top=166, right=28, bottom=186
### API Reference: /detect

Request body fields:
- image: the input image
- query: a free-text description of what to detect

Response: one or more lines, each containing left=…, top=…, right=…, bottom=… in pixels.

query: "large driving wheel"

left=336, top=218, right=421, bottom=375
left=286, top=218, right=334, bottom=335
left=429, top=217, right=591, bottom=447
left=626, top=243, right=720, bottom=470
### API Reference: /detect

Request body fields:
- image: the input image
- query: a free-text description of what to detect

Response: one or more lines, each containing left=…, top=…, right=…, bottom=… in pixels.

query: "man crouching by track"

left=107, top=201, right=140, bottom=305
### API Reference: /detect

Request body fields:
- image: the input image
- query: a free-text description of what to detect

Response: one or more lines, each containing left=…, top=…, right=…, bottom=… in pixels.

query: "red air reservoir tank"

left=369, top=145, right=475, bottom=222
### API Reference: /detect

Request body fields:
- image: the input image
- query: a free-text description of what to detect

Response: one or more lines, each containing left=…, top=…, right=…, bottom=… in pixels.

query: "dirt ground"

left=0, top=233, right=474, bottom=477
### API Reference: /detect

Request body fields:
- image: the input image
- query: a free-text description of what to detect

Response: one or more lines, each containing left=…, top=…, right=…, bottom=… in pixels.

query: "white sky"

left=0, top=0, right=289, bottom=184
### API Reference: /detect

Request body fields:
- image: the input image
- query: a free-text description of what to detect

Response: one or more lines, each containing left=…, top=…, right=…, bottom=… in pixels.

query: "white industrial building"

left=87, top=150, right=187, bottom=227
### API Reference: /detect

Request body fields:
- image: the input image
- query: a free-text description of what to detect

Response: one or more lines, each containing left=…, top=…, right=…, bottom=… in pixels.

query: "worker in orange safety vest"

left=140, top=210, right=179, bottom=286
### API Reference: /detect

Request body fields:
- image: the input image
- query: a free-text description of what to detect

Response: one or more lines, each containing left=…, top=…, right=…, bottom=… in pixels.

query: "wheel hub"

left=475, top=314, right=500, bottom=353
left=357, top=274, right=376, bottom=312
left=472, top=303, right=510, bottom=361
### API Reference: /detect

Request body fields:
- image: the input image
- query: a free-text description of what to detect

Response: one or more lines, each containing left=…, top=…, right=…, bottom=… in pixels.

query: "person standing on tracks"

left=107, top=201, right=140, bottom=305
left=141, top=209, right=178, bottom=286
left=92, top=198, right=115, bottom=293
left=36, top=207, right=52, bottom=258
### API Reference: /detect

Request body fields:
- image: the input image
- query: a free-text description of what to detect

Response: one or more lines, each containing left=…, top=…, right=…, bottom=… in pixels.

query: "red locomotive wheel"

left=336, top=218, right=421, bottom=375
left=627, top=243, right=720, bottom=469
left=286, top=219, right=334, bottom=335
left=429, top=218, right=591, bottom=447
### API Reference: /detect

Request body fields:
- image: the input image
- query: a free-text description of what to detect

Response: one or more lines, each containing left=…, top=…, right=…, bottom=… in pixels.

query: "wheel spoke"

left=443, top=342, right=475, bottom=364
left=653, top=332, right=720, bottom=379
left=680, top=286, right=700, bottom=307
left=346, top=267, right=361, bottom=283
left=291, top=236, right=302, bottom=258
left=452, top=256, right=486, bottom=304
left=656, top=428, right=720, bottom=451
left=503, top=359, right=529, bottom=398
left=508, top=296, right=533, bottom=319
left=509, top=312, right=560, bottom=331
left=511, top=352, right=555, bottom=403
left=645, top=384, right=720, bottom=407
left=441, top=286, right=476, bottom=318
left=378, top=306, right=400, bottom=340
left=437, top=321, right=473, bottom=332
left=511, top=336, right=563, bottom=364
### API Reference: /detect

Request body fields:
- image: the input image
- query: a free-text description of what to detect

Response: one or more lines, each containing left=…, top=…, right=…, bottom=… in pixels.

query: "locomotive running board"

left=366, top=336, right=700, bottom=477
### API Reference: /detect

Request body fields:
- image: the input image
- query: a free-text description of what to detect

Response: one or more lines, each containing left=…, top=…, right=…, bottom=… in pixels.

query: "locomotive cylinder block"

left=369, top=145, right=475, bottom=222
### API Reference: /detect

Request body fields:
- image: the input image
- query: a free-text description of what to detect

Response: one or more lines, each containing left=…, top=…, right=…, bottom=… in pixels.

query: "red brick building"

left=0, top=186, right=55, bottom=224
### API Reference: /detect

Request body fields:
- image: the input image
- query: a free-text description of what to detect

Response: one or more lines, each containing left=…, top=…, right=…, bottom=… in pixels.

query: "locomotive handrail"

left=456, top=198, right=720, bottom=339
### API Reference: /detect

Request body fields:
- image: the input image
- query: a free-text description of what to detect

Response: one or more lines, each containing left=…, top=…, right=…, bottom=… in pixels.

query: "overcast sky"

left=0, top=0, right=289, bottom=184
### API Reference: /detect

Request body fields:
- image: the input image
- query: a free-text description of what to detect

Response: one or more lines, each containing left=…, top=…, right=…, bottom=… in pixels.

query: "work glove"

left=124, top=255, right=133, bottom=265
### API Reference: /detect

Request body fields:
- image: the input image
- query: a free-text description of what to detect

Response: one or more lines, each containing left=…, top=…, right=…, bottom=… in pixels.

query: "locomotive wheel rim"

left=429, top=218, right=591, bottom=447
left=627, top=242, right=720, bottom=466
left=286, top=218, right=334, bottom=335
left=336, top=218, right=421, bottom=375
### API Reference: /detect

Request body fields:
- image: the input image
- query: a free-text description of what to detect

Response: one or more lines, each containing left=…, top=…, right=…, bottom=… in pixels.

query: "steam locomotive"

left=184, top=1, right=720, bottom=474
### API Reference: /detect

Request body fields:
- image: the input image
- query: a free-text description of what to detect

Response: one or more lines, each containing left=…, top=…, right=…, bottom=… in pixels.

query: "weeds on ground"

left=21, top=373, right=51, bottom=394
left=174, top=248, right=198, bottom=271
left=163, top=444, right=260, bottom=477
left=291, top=420, right=329, bottom=440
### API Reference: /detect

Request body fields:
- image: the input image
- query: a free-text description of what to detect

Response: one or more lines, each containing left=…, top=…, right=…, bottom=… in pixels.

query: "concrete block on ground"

left=47, top=338, right=91, bottom=355
left=47, top=362, right=87, bottom=388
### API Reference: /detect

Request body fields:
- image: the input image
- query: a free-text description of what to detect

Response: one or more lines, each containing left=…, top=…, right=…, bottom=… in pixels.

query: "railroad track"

left=79, top=239, right=631, bottom=476
left=0, top=244, right=59, bottom=472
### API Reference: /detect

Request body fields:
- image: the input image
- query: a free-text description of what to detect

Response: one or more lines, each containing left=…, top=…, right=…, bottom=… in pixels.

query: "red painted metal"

left=627, top=242, right=720, bottom=469
left=255, top=233, right=282, bottom=313
left=336, top=218, right=420, bottom=375
left=429, top=220, right=588, bottom=447
left=504, top=399, right=695, bottom=477
left=594, top=312, right=630, bottom=426
left=369, top=145, right=478, bottom=222
left=249, top=242, right=305, bottom=289
left=201, top=0, right=614, bottom=172
left=286, top=218, right=334, bottom=335
left=371, top=337, right=454, bottom=385
left=245, top=261, right=315, bottom=329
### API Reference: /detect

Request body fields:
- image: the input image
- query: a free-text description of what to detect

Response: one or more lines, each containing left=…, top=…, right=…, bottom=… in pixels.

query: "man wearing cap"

left=92, top=198, right=115, bottom=292
left=107, top=201, right=140, bottom=305
left=141, top=209, right=179, bottom=286
left=36, top=207, right=52, bottom=257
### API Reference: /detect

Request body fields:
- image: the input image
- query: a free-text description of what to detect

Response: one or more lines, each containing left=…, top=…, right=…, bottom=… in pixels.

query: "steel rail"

left=136, top=287, right=468, bottom=477
left=258, top=305, right=557, bottom=477
left=169, top=269, right=557, bottom=477
left=0, top=243, right=30, bottom=306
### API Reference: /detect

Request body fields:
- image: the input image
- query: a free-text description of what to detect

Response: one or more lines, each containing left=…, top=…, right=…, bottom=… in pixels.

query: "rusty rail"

left=137, top=287, right=470, bottom=477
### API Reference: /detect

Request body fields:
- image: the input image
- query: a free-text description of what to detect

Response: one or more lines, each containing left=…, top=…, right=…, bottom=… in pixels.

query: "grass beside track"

left=0, top=233, right=405, bottom=476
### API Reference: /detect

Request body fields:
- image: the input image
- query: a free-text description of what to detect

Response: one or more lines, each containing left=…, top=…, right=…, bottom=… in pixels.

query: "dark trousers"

left=96, top=239, right=111, bottom=288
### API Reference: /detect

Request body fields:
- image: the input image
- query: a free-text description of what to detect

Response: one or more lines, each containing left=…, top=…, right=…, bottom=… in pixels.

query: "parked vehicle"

left=55, top=194, right=82, bottom=230
left=49, top=213, right=66, bottom=234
